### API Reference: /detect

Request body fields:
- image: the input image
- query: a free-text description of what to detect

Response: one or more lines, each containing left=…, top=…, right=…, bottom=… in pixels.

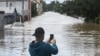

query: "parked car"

left=11, top=22, right=24, bottom=31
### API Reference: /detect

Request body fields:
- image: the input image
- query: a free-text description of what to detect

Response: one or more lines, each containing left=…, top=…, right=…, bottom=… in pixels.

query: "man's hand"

left=50, top=39, right=56, bottom=44
left=47, top=39, right=56, bottom=44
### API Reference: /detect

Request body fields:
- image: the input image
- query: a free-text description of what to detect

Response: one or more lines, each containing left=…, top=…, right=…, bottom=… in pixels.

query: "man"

left=29, top=27, right=58, bottom=56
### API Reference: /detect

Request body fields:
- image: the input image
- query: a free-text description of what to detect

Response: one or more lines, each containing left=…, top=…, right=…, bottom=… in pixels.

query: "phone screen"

left=50, top=34, right=54, bottom=40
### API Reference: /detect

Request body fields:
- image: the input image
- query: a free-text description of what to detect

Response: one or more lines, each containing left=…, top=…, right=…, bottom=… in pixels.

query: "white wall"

left=0, top=2, right=6, bottom=7
left=0, top=1, right=29, bottom=15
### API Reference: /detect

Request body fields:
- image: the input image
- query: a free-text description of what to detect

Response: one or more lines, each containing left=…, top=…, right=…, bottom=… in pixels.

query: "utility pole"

left=0, top=11, right=4, bottom=39
left=6, top=0, right=8, bottom=7
left=28, top=0, right=31, bottom=20
left=64, top=0, right=66, bottom=4
left=22, top=0, right=24, bottom=23
left=54, top=0, right=57, bottom=11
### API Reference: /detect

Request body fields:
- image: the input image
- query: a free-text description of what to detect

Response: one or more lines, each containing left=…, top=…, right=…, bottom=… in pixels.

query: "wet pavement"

left=0, top=12, right=100, bottom=56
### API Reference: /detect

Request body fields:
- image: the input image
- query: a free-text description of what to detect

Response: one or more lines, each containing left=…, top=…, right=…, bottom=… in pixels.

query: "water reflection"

left=64, top=23, right=100, bottom=56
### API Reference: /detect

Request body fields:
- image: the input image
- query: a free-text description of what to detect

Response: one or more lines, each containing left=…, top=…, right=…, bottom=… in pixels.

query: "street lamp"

left=28, top=0, right=31, bottom=20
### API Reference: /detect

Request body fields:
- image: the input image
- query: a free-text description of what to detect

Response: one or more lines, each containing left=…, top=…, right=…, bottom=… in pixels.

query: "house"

left=33, top=0, right=43, bottom=15
left=0, top=0, right=31, bottom=23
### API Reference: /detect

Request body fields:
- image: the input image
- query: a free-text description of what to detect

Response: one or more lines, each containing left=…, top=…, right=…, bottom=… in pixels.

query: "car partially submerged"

left=11, top=22, right=24, bottom=31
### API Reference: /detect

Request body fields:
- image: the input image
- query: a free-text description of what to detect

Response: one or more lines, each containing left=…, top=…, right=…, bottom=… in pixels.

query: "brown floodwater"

left=0, top=12, right=100, bottom=56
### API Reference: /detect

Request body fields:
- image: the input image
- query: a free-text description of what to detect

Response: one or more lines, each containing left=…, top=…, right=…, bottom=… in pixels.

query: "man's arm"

left=48, top=39, right=58, bottom=55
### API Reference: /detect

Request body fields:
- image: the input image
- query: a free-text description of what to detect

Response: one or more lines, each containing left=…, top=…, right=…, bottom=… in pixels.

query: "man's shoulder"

left=42, top=42, right=51, bottom=47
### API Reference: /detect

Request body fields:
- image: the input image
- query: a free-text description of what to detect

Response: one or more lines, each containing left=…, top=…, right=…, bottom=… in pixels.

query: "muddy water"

left=0, top=12, right=100, bottom=56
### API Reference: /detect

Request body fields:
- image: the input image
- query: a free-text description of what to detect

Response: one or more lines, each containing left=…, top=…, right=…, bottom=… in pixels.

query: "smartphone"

left=50, top=34, right=54, bottom=40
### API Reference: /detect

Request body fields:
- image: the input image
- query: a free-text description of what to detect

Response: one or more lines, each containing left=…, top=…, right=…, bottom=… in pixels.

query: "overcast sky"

left=44, top=0, right=65, bottom=4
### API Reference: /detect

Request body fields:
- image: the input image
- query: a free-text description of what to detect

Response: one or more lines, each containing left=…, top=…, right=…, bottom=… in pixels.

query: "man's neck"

left=35, top=40, right=43, bottom=43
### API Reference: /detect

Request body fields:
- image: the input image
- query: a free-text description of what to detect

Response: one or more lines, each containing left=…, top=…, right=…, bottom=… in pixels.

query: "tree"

left=63, top=0, right=100, bottom=23
left=31, top=2, right=37, bottom=17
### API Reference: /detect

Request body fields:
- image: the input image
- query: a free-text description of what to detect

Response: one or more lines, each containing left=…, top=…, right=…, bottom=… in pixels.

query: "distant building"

left=33, top=0, right=43, bottom=15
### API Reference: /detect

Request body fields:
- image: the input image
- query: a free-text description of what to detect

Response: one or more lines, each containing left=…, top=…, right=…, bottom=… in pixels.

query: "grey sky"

left=44, top=0, right=65, bottom=4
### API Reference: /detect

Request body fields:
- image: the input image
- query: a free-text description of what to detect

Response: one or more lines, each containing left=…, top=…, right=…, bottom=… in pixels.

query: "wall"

left=0, top=1, right=28, bottom=15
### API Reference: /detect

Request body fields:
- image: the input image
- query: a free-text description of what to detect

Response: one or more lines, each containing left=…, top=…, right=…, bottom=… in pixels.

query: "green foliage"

left=95, top=16, right=100, bottom=24
left=65, top=0, right=100, bottom=23
left=31, top=2, right=38, bottom=17
left=43, top=1, right=63, bottom=13
left=42, top=0, right=100, bottom=23
left=43, top=1, right=48, bottom=12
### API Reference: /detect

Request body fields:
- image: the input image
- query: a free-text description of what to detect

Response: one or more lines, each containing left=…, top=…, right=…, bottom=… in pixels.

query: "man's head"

left=33, top=27, right=45, bottom=41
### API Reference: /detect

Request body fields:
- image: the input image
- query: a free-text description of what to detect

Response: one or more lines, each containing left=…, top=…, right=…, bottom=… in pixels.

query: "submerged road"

left=1, top=12, right=100, bottom=56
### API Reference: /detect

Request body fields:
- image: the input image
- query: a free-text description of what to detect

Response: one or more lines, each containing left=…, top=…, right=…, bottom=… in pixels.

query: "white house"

left=0, top=0, right=31, bottom=20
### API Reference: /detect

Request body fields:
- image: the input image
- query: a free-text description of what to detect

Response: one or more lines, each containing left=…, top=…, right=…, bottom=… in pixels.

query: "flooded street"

left=1, top=12, right=100, bottom=56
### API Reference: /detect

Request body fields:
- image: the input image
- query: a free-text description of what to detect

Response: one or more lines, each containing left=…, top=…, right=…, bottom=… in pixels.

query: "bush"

left=95, top=16, right=100, bottom=24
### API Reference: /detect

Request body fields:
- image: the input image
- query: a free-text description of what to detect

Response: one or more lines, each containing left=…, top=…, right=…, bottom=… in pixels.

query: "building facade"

left=0, top=0, right=31, bottom=21
left=33, top=0, right=43, bottom=15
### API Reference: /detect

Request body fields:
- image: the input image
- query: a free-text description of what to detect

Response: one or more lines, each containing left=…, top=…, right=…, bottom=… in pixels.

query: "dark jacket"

left=29, top=41, right=58, bottom=56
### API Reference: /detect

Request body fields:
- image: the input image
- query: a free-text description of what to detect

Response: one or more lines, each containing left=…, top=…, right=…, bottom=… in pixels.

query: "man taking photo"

left=29, top=27, right=58, bottom=56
